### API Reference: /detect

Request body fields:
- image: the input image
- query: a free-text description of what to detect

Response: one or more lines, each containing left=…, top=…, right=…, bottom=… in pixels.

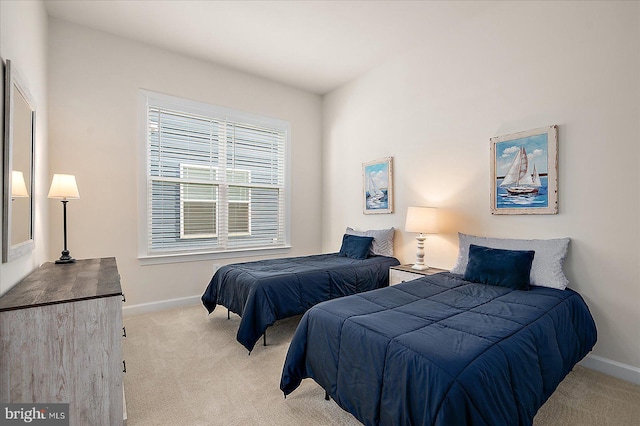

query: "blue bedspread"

left=280, top=272, right=597, bottom=425
left=201, top=253, right=400, bottom=352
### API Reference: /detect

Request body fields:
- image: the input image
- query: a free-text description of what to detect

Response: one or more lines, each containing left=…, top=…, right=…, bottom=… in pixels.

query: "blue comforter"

left=280, top=272, right=597, bottom=425
left=201, top=253, right=400, bottom=352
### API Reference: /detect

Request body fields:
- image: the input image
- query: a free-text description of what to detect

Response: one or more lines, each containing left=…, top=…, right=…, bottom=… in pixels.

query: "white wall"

left=0, top=0, right=49, bottom=295
left=47, top=19, right=323, bottom=309
left=323, top=1, right=640, bottom=374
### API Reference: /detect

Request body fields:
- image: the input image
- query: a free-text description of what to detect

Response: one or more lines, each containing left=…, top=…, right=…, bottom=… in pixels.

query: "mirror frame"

left=2, top=59, right=36, bottom=263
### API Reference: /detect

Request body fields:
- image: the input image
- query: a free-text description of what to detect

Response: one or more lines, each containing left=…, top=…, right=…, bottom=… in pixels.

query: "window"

left=139, top=91, right=289, bottom=260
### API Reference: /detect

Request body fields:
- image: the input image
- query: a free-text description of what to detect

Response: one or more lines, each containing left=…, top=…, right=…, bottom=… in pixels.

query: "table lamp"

left=405, top=206, right=438, bottom=270
left=48, top=174, right=80, bottom=264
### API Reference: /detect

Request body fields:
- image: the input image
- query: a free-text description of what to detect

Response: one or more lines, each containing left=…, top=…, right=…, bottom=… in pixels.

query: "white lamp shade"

left=405, top=206, right=438, bottom=234
left=11, top=170, right=29, bottom=198
left=48, top=174, right=80, bottom=199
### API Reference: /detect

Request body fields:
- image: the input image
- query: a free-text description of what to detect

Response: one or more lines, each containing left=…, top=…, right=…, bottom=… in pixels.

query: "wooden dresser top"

left=0, top=257, right=121, bottom=312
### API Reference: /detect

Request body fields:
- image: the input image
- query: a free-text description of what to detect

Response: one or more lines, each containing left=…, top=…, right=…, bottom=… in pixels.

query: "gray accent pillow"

left=451, top=232, right=570, bottom=290
left=345, top=227, right=395, bottom=257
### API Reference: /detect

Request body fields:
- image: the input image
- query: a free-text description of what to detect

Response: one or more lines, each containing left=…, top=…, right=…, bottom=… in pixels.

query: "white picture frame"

left=363, top=157, right=393, bottom=215
left=490, top=125, right=558, bottom=215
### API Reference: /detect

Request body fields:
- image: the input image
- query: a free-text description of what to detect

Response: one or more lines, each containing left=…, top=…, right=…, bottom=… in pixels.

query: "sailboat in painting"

left=500, top=146, right=541, bottom=195
left=367, top=172, right=385, bottom=204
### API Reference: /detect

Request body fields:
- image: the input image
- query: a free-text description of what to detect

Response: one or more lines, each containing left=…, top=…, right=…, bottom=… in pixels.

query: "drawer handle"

left=122, top=293, right=126, bottom=303
left=123, top=360, right=127, bottom=373
left=122, top=327, right=127, bottom=338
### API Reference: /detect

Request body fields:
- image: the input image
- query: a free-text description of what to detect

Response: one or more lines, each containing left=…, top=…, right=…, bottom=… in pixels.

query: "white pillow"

left=451, top=233, right=570, bottom=290
left=345, top=227, right=395, bottom=257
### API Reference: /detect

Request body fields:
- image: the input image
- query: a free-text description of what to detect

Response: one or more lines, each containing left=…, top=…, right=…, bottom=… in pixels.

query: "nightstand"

left=389, top=264, right=449, bottom=285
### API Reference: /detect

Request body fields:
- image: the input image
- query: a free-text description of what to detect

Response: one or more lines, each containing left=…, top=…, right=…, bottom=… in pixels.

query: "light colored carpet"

left=123, top=304, right=640, bottom=426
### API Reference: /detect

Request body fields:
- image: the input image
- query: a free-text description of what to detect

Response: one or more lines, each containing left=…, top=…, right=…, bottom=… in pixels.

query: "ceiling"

left=45, top=1, right=497, bottom=95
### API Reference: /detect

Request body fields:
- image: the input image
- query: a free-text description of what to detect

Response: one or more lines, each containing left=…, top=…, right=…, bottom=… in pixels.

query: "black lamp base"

left=55, top=250, right=76, bottom=264
left=55, top=200, right=76, bottom=265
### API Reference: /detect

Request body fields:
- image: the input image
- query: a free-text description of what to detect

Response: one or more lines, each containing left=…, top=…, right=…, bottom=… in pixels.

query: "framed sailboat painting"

left=490, top=125, right=558, bottom=215
left=363, top=157, right=393, bottom=214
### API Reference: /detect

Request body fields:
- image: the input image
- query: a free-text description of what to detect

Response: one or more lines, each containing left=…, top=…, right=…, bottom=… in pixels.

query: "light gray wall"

left=0, top=0, right=49, bottom=295
left=47, top=18, right=323, bottom=307
left=322, top=1, right=640, bottom=372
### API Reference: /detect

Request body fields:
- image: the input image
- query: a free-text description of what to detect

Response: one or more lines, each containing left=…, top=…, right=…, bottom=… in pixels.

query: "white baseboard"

left=122, top=295, right=201, bottom=317
left=580, top=354, right=640, bottom=385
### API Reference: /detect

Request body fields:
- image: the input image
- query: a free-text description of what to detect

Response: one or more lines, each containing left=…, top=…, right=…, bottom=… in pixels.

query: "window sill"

left=138, top=245, right=292, bottom=266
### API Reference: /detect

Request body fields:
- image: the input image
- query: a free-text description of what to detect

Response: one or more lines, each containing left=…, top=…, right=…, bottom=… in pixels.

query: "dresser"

left=389, top=264, right=449, bottom=285
left=0, top=257, right=125, bottom=425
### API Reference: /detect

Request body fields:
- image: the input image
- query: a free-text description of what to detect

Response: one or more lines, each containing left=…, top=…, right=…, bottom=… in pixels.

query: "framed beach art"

left=363, top=157, right=393, bottom=214
left=490, top=125, right=558, bottom=215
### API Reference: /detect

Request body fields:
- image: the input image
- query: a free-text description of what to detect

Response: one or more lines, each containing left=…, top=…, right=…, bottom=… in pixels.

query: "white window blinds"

left=142, top=92, right=288, bottom=256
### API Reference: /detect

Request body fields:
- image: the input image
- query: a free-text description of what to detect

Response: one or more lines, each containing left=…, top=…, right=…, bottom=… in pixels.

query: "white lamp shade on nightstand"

left=405, top=206, right=438, bottom=270
left=405, top=207, right=438, bottom=235
left=48, top=174, right=80, bottom=200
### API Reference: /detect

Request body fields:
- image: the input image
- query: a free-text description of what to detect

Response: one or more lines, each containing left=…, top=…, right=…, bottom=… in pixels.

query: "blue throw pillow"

left=339, top=234, right=374, bottom=260
left=463, top=244, right=535, bottom=290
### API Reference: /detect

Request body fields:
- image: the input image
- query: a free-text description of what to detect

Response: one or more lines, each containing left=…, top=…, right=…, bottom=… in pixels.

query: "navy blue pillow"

left=463, top=244, right=535, bottom=290
left=339, top=234, right=374, bottom=260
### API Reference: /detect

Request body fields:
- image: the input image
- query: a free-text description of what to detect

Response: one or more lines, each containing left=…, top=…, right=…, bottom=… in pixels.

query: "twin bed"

left=202, top=252, right=399, bottom=352
left=201, top=229, right=400, bottom=352
left=280, top=272, right=596, bottom=425
left=202, top=231, right=597, bottom=425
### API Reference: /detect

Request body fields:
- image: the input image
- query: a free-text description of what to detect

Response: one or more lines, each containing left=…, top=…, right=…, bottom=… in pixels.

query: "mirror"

left=3, top=59, right=35, bottom=262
